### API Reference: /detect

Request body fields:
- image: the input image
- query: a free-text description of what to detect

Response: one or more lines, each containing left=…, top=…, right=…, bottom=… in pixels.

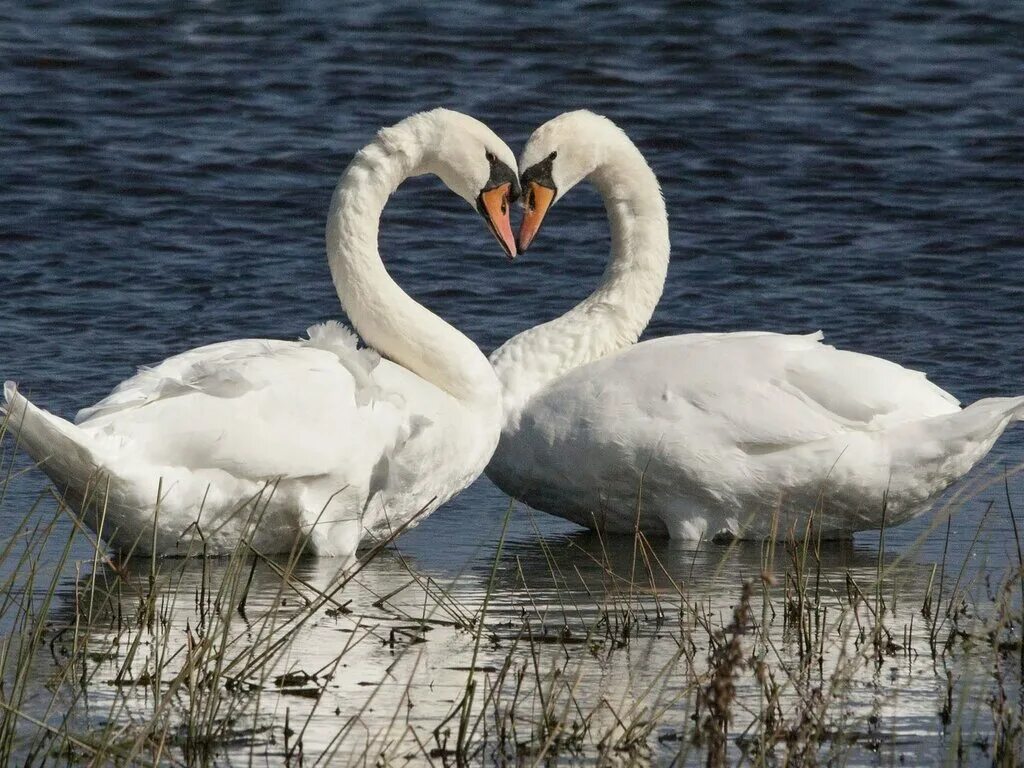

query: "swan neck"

left=492, top=138, right=668, bottom=415
left=326, top=131, right=498, bottom=406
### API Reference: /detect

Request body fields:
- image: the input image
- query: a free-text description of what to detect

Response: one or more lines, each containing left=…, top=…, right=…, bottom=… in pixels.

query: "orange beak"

left=478, top=183, right=517, bottom=260
left=517, top=181, right=555, bottom=253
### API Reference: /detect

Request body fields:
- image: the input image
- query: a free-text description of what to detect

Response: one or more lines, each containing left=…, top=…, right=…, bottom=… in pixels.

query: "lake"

left=1, top=1, right=1022, bottom=765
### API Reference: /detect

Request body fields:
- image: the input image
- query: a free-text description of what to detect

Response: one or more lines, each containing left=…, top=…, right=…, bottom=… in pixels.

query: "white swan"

left=487, top=110, right=1023, bottom=540
left=2, top=109, right=519, bottom=560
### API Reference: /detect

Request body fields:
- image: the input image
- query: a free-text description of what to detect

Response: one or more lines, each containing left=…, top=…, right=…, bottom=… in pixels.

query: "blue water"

left=2, top=0, right=1023, bottom=567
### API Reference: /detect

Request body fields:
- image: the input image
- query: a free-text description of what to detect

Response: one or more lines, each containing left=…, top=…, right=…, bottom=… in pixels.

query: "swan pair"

left=3, top=109, right=1021, bottom=562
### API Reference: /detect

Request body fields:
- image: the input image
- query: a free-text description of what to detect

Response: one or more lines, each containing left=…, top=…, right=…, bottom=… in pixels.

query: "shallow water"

left=9, top=510, right=1018, bottom=765
left=1, top=0, right=1023, bottom=764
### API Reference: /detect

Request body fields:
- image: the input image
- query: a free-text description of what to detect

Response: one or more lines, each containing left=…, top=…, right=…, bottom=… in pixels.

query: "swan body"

left=487, top=111, right=1023, bottom=540
left=491, top=330, right=1024, bottom=539
left=3, top=109, right=519, bottom=560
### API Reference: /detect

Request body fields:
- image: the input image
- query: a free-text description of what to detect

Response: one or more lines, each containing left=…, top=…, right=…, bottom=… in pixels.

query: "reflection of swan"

left=481, top=528, right=883, bottom=603
left=488, top=110, right=1024, bottom=540
left=3, top=109, right=519, bottom=560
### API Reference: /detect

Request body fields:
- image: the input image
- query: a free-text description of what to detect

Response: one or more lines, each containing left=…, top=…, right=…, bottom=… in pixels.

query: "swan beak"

left=517, top=182, right=555, bottom=253
left=477, top=183, right=517, bottom=261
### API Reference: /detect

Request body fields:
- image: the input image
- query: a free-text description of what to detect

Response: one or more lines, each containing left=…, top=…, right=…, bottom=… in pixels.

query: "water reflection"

left=25, top=519, right=1012, bottom=765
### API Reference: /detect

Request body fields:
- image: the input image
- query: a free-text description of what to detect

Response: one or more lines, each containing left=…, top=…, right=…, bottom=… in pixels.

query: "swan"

left=487, top=110, right=1023, bottom=540
left=2, top=109, right=519, bottom=561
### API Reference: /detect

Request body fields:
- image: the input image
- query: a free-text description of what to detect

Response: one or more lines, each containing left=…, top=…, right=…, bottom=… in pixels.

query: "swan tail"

left=952, top=395, right=1024, bottom=429
left=1012, top=397, right=1024, bottom=422
left=2, top=381, right=105, bottom=502
left=889, top=396, right=1024, bottom=488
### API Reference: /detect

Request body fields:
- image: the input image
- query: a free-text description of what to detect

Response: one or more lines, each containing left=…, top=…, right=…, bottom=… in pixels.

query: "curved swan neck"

left=327, top=121, right=498, bottom=406
left=492, top=133, right=669, bottom=416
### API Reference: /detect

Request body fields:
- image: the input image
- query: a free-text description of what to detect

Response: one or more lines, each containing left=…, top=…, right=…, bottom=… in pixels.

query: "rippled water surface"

left=1, top=1, right=1022, bottom=764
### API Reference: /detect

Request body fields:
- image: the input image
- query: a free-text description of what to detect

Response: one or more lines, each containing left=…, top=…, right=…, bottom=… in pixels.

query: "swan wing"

left=76, top=321, right=420, bottom=483
left=528, top=331, right=961, bottom=456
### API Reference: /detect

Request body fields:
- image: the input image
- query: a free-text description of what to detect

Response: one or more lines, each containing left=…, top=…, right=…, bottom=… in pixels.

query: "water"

left=1, top=1, right=1022, bottom=764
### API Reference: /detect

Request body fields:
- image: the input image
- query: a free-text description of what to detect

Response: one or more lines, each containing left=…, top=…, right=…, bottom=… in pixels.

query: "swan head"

left=397, top=109, right=520, bottom=259
left=517, top=110, right=627, bottom=252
